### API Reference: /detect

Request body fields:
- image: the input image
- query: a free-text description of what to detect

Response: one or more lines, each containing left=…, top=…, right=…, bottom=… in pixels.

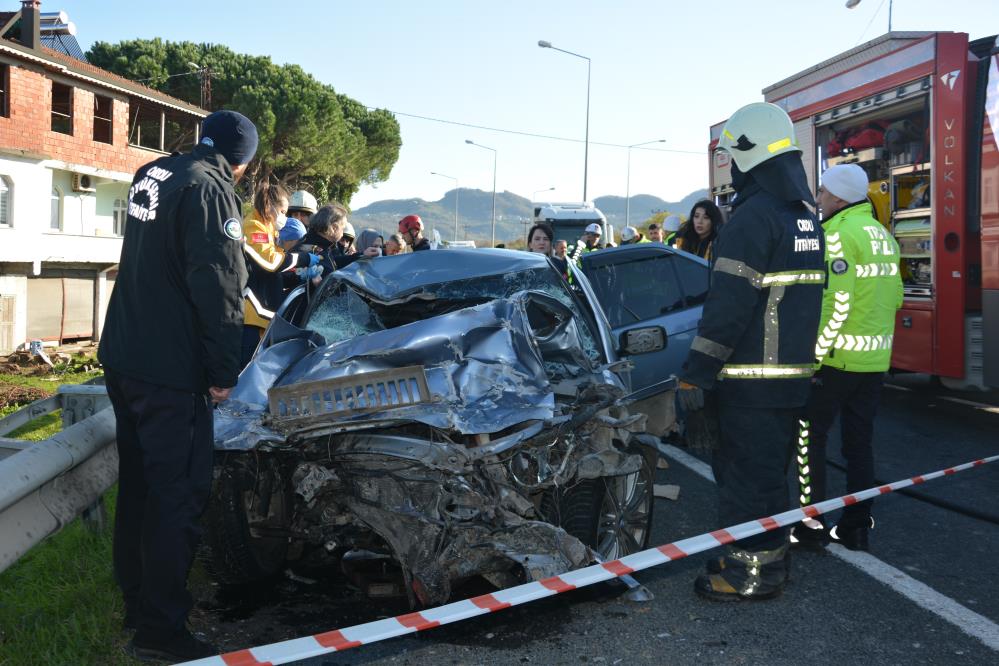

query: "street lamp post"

left=538, top=40, right=591, bottom=201
left=626, top=139, right=666, bottom=227
left=533, top=186, right=555, bottom=202
left=846, top=0, right=893, bottom=31
left=465, top=140, right=497, bottom=247
left=430, top=171, right=459, bottom=242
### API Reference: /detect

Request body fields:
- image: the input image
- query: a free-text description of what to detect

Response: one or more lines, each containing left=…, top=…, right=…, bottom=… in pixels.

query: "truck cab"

left=533, top=202, right=610, bottom=246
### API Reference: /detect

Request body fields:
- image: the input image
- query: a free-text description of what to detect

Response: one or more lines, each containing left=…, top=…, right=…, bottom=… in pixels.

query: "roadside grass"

left=0, top=360, right=135, bottom=665
left=0, top=491, right=131, bottom=666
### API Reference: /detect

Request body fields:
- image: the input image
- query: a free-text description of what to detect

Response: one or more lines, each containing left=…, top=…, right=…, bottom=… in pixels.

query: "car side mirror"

left=619, top=326, right=666, bottom=355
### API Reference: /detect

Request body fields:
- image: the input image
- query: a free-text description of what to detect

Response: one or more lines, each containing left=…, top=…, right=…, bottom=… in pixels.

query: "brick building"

left=0, top=1, right=206, bottom=352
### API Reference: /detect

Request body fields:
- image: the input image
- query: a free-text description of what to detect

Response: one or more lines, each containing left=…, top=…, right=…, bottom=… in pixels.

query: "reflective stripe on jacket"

left=243, top=213, right=308, bottom=328
left=814, top=201, right=902, bottom=373
left=681, top=183, right=825, bottom=408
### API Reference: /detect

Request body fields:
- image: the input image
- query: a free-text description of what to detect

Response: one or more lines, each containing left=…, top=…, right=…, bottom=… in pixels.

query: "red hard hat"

left=398, top=214, right=423, bottom=233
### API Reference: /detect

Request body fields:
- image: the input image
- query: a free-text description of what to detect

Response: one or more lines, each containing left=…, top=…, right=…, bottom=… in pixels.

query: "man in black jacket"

left=678, top=102, right=824, bottom=601
left=98, top=110, right=257, bottom=661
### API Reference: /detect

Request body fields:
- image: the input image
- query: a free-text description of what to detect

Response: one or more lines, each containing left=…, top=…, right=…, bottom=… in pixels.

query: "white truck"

left=533, top=202, right=611, bottom=246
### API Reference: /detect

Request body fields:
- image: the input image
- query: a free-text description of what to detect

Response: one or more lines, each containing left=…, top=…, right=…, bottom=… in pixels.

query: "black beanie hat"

left=200, top=110, right=259, bottom=166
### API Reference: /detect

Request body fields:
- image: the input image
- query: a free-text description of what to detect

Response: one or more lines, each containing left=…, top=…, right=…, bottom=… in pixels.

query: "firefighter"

left=98, top=110, right=257, bottom=661
left=678, top=102, right=825, bottom=601
left=792, top=164, right=902, bottom=552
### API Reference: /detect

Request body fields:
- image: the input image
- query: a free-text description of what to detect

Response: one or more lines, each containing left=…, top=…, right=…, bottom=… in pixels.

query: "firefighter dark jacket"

left=682, top=155, right=825, bottom=408
left=98, top=144, right=248, bottom=393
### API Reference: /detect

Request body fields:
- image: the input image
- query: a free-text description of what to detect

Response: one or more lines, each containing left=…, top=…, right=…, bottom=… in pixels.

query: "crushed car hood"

left=215, top=291, right=595, bottom=450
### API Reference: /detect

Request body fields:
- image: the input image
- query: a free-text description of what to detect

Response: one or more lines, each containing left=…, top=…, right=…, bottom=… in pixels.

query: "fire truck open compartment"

left=815, top=86, right=933, bottom=298
left=705, top=31, right=999, bottom=388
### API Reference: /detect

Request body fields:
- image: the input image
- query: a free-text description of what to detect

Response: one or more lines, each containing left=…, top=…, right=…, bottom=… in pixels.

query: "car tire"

left=542, top=443, right=656, bottom=560
left=203, top=455, right=289, bottom=586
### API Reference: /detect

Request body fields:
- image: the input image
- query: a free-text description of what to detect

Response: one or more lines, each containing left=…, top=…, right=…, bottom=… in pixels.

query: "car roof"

left=333, top=248, right=553, bottom=301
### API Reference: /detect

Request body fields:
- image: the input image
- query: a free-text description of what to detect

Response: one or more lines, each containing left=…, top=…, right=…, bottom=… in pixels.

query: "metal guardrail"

left=0, top=383, right=116, bottom=574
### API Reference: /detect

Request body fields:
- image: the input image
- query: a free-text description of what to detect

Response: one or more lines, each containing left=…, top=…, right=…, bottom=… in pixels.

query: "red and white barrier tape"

left=179, top=453, right=999, bottom=666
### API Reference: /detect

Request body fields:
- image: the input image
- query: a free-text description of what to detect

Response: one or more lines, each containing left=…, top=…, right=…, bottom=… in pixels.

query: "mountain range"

left=350, top=189, right=709, bottom=243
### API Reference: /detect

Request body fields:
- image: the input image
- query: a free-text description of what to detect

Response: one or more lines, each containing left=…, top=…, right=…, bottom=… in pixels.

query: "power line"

left=371, top=107, right=705, bottom=156
left=854, top=0, right=887, bottom=46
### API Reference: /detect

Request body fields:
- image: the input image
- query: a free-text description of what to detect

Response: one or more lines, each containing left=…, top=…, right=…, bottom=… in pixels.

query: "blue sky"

left=65, top=0, right=994, bottom=208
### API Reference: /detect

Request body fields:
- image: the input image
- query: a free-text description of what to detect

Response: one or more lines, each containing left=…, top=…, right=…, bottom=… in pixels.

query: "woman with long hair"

left=527, top=222, right=569, bottom=279
left=675, top=200, right=724, bottom=259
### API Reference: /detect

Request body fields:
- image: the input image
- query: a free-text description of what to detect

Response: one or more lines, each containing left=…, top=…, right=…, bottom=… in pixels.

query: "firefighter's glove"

left=677, top=381, right=705, bottom=412
left=295, top=265, right=324, bottom=281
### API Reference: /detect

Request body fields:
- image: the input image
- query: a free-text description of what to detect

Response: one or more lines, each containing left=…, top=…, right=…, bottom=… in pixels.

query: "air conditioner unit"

left=72, top=173, right=96, bottom=193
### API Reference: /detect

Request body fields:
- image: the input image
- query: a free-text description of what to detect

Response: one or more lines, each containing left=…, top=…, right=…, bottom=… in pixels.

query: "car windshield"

left=304, top=267, right=604, bottom=364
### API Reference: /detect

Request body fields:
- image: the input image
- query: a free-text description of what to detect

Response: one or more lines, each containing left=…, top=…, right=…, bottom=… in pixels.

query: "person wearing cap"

left=286, top=189, right=318, bottom=224
left=569, top=222, right=602, bottom=261
left=278, top=216, right=308, bottom=250
left=677, top=102, right=824, bottom=601
left=662, top=214, right=682, bottom=246
left=791, top=164, right=902, bottom=553
left=98, top=110, right=259, bottom=661
left=619, top=225, right=650, bottom=245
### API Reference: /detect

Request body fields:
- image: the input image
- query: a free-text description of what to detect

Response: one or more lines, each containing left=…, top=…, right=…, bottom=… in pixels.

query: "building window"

left=0, top=65, right=9, bottom=118
left=0, top=176, right=11, bottom=227
left=51, top=82, right=73, bottom=135
left=113, top=198, right=127, bottom=236
left=50, top=188, right=61, bottom=231
left=93, top=95, right=113, bottom=144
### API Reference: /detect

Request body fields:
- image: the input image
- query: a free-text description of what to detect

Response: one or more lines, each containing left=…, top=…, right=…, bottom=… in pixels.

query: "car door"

left=580, top=245, right=707, bottom=393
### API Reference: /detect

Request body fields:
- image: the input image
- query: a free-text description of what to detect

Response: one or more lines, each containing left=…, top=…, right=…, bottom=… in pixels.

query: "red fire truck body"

left=709, top=32, right=999, bottom=389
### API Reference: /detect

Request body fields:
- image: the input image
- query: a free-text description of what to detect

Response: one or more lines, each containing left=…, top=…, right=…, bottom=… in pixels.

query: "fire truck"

left=709, top=31, right=999, bottom=390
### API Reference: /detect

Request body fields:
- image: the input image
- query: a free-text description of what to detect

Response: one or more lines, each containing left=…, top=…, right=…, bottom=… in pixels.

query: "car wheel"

left=203, top=455, right=289, bottom=585
left=542, top=444, right=655, bottom=560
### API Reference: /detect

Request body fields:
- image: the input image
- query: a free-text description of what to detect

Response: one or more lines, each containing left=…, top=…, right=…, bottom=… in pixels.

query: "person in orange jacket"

left=241, top=181, right=320, bottom=366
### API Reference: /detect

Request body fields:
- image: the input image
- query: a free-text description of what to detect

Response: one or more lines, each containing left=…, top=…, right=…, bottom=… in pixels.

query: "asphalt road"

left=192, top=375, right=999, bottom=665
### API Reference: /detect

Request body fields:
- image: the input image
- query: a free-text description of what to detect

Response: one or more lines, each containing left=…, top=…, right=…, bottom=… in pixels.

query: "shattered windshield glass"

left=306, top=283, right=385, bottom=344
left=305, top=267, right=604, bottom=365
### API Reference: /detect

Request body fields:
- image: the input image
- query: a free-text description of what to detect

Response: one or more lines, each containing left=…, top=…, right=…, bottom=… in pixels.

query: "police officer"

left=98, top=110, right=257, bottom=661
left=792, top=164, right=902, bottom=552
left=678, top=102, right=825, bottom=601
left=569, top=222, right=602, bottom=262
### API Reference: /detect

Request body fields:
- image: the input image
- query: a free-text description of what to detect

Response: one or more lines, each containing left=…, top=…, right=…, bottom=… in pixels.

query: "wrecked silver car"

left=206, top=249, right=672, bottom=606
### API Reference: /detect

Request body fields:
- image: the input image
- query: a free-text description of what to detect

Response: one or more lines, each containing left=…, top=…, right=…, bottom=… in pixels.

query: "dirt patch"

left=0, top=384, right=51, bottom=410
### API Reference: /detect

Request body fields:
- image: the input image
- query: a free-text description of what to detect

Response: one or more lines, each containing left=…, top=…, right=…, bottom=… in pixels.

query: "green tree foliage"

left=86, top=39, right=401, bottom=205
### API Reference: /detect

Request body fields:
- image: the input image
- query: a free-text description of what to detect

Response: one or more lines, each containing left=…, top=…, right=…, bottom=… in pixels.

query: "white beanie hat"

left=822, top=164, right=869, bottom=203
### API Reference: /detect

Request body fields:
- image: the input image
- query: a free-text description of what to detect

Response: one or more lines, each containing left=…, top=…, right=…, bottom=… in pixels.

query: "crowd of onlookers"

left=240, top=187, right=728, bottom=365
left=525, top=198, right=725, bottom=270
left=239, top=183, right=432, bottom=366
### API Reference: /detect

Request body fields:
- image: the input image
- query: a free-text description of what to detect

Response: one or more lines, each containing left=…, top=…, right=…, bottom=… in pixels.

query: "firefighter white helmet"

left=663, top=215, right=682, bottom=233
left=717, top=102, right=800, bottom=173
left=287, top=190, right=318, bottom=215
left=620, top=226, right=639, bottom=242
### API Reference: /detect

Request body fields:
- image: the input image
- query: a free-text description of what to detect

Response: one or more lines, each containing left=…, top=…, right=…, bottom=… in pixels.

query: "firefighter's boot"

left=695, top=543, right=789, bottom=601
